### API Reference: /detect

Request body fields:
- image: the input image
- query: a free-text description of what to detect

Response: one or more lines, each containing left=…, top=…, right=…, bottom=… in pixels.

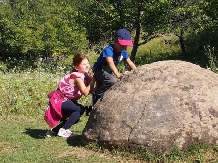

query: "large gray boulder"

left=82, top=60, right=218, bottom=153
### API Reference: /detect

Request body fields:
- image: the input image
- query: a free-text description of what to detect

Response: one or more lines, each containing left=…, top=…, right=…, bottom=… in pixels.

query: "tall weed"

left=204, top=46, right=218, bottom=72
left=0, top=69, right=60, bottom=115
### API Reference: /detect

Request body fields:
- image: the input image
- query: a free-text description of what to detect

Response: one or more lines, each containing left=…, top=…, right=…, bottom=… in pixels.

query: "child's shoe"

left=85, top=106, right=93, bottom=116
left=92, top=92, right=102, bottom=106
left=46, top=129, right=57, bottom=137
left=57, top=128, right=75, bottom=137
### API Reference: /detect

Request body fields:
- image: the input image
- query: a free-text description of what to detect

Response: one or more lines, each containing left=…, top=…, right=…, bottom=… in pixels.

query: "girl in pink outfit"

left=45, top=54, right=95, bottom=138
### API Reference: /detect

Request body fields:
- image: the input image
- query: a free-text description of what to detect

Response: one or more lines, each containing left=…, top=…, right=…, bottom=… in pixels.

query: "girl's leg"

left=51, top=100, right=90, bottom=135
left=94, top=70, right=117, bottom=95
left=93, top=70, right=117, bottom=105
left=51, top=119, right=67, bottom=133
left=52, top=99, right=80, bottom=134
left=61, top=100, right=81, bottom=130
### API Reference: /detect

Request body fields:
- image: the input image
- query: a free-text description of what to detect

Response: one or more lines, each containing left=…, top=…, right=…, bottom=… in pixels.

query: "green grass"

left=127, top=35, right=181, bottom=66
left=0, top=114, right=112, bottom=163
left=0, top=114, right=218, bottom=162
left=0, top=114, right=149, bottom=163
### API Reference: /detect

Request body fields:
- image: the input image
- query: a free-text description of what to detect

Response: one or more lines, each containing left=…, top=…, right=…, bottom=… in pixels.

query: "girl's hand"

left=87, top=69, right=94, bottom=78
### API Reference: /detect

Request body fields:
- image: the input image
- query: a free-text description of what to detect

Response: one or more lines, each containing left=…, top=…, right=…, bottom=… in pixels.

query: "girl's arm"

left=73, top=77, right=95, bottom=96
left=89, top=77, right=97, bottom=93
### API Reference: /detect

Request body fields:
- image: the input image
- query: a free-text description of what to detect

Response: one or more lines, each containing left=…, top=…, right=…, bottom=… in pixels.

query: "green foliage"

left=75, top=0, right=213, bottom=64
left=0, top=70, right=59, bottom=115
left=75, top=0, right=120, bottom=45
left=0, top=60, right=7, bottom=71
left=0, top=0, right=88, bottom=63
left=204, top=46, right=218, bottom=72
left=1, top=0, right=217, bottom=70
left=133, top=35, right=181, bottom=65
left=184, top=30, right=218, bottom=67
left=203, top=0, right=218, bottom=30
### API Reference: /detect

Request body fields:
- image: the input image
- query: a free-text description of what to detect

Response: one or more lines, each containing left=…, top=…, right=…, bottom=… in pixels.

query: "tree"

left=0, top=0, right=88, bottom=61
left=77, top=0, right=210, bottom=63
left=76, top=0, right=151, bottom=61
left=0, top=2, right=17, bottom=60
left=204, top=0, right=218, bottom=30
left=164, top=0, right=205, bottom=58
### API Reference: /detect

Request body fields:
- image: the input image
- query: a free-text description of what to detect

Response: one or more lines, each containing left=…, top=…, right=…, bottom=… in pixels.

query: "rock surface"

left=82, top=60, right=218, bottom=153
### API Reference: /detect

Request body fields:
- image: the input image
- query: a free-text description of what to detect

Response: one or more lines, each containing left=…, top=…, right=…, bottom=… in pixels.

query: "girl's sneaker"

left=57, top=128, right=75, bottom=137
left=46, top=129, right=57, bottom=137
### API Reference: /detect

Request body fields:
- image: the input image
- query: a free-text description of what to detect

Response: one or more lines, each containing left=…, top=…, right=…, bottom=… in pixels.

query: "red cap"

left=115, top=28, right=133, bottom=47
left=118, top=39, right=133, bottom=46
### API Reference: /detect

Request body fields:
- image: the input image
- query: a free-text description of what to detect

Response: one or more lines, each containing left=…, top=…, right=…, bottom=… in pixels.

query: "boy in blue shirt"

left=92, top=28, right=136, bottom=104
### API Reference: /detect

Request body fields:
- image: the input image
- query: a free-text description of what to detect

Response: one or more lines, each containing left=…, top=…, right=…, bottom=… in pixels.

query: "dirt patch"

left=56, top=146, right=144, bottom=163
left=0, top=142, right=19, bottom=153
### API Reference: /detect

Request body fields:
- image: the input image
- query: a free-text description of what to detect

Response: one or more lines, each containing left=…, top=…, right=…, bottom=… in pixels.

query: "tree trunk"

left=178, top=29, right=187, bottom=58
left=130, top=7, right=141, bottom=63
left=116, top=0, right=123, bottom=20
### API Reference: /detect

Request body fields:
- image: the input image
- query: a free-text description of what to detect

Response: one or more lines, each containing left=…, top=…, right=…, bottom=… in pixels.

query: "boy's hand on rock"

left=119, top=71, right=129, bottom=80
left=123, top=71, right=128, bottom=75
left=117, top=71, right=129, bottom=79
left=116, top=73, right=122, bottom=79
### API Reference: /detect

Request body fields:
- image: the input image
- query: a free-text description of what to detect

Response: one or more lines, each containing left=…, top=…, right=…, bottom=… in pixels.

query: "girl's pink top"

left=44, top=72, right=92, bottom=128
left=58, top=72, right=92, bottom=100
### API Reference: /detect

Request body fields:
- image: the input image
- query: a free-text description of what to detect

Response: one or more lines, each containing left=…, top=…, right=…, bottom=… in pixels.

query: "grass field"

left=0, top=114, right=218, bottom=163
left=0, top=114, right=150, bottom=163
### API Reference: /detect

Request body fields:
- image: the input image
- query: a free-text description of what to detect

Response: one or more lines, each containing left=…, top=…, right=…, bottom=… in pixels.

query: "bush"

left=0, top=69, right=61, bottom=116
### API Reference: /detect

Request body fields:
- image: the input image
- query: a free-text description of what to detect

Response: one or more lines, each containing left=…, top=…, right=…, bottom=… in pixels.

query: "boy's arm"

left=125, top=58, right=136, bottom=70
left=106, top=57, right=122, bottom=79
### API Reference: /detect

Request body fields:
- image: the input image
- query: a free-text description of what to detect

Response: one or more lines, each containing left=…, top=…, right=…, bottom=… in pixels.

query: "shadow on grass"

left=24, top=128, right=47, bottom=139
left=66, top=135, right=90, bottom=147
